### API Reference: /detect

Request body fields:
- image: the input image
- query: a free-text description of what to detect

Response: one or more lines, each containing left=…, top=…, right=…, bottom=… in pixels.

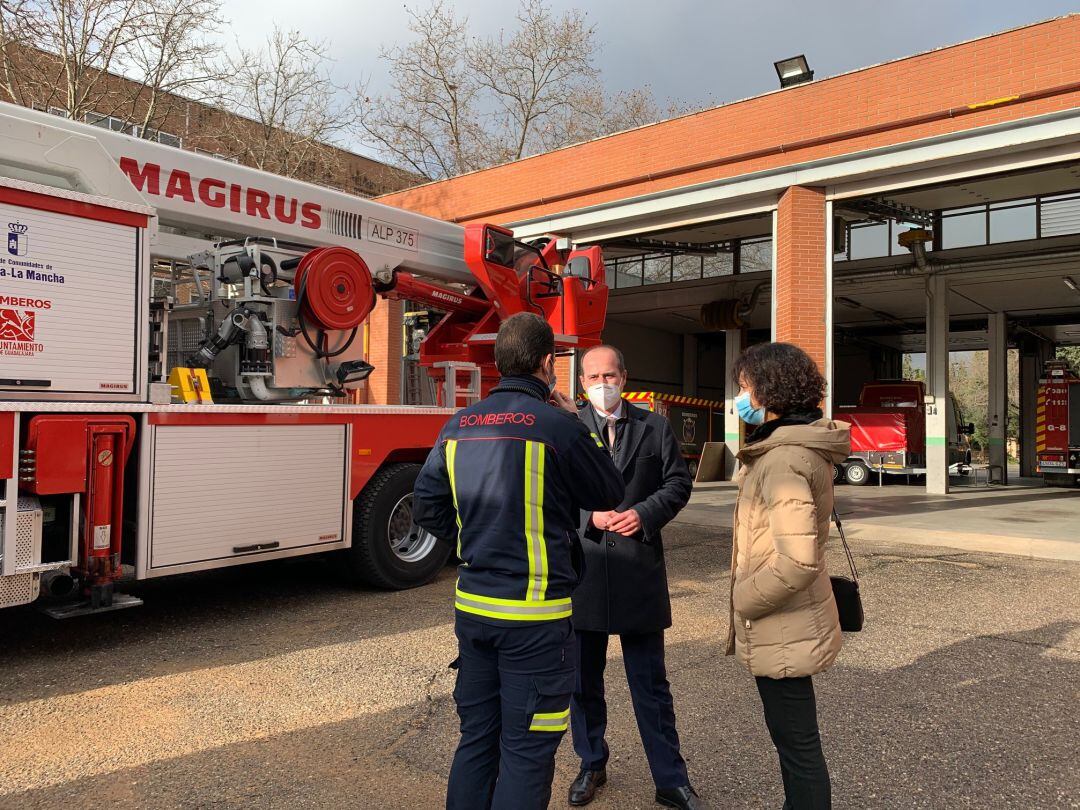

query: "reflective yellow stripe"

left=454, top=587, right=571, bottom=621
left=445, top=440, right=463, bottom=560
left=529, top=707, right=570, bottom=732
left=455, top=587, right=570, bottom=607
left=524, top=440, right=548, bottom=601
left=589, top=431, right=604, bottom=449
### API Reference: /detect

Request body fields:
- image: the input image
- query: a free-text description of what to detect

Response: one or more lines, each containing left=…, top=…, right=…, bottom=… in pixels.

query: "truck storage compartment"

left=0, top=188, right=148, bottom=400
left=147, top=424, right=350, bottom=571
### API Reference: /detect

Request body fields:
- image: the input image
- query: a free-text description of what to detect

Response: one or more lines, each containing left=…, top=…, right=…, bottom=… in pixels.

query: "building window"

left=193, top=147, right=239, bottom=163
left=152, top=129, right=181, bottom=147
left=703, top=252, right=734, bottom=277
left=613, top=256, right=643, bottom=288
left=738, top=237, right=772, bottom=274
left=940, top=205, right=987, bottom=249
left=1041, top=192, right=1080, bottom=237
left=643, top=254, right=672, bottom=285
left=84, top=111, right=136, bottom=135
left=848, top=221, right=890, bottom=260
left=672, top=254, right=702, bottom=282
left=33, top=103, right=69, bottom=117
left=989, top=198, right=1036, bottom=242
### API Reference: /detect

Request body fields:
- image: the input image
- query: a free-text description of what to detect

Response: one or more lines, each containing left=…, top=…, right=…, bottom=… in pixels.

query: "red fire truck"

left=1036, top=360, right=1080, bottom=486
left=0, top=102, right=609, bottom=616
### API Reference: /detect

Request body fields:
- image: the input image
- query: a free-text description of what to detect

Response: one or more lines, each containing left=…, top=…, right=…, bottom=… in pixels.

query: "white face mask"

left=586, top=383, right=622, bottom=413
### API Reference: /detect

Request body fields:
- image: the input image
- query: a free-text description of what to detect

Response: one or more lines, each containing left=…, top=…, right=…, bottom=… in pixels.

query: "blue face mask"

left=735, top=391, right=766, bottom=426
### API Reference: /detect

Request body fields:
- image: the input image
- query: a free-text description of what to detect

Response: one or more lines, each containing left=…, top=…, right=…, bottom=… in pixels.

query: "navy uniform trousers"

left=447, top=614, right=576, bottom=810
left=571, top=629, right=688, bottom=789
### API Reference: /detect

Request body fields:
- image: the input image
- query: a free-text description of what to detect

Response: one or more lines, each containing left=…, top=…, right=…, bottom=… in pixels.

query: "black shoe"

left=655, top=785, right=705, bottom=810
left=568, top=769, right=607, bottom=806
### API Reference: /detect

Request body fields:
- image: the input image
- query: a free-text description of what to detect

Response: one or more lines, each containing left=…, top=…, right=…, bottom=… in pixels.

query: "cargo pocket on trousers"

left=526, top=670, right=574, bottom=733
left=449, top=657, right=462, bottom=703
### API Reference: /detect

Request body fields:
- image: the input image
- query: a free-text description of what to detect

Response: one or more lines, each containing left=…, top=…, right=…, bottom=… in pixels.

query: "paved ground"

left=686, top=475, right=1080, bottom=561
left=0, top=522, right=1077, bottom=809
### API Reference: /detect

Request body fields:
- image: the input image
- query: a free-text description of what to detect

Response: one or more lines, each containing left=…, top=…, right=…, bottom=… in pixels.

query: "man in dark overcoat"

left=567, top=344, right=702, bottom=810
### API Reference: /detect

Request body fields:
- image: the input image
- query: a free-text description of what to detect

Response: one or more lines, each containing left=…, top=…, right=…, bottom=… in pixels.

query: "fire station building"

left=375, top=15, right=1080, bottom=494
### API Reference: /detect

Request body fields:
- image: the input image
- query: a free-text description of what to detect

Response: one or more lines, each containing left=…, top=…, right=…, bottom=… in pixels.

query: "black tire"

left=845, top=461, right=871, bottom=486
left=832, top=463, right=845, bottom=484
left=343, top=463, right=451, bottom=590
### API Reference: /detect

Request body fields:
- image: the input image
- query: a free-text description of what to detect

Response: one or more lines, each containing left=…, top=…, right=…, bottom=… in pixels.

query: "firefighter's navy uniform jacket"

left=414, top=374, right=624, bottom=810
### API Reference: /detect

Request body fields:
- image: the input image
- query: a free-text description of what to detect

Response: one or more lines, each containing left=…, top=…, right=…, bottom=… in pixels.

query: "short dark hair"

left=495, top=313, right=555, bottom=377
left=579, top=344, right=626, bottom=374
left=732, top=342, right=826, bottom=415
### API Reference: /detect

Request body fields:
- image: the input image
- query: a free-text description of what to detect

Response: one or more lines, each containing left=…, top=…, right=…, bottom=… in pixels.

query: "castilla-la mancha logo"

left=7, top=221, right=28, bottom=256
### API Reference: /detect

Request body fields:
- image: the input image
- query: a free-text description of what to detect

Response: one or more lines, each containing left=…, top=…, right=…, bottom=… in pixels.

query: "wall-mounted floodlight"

left=1064, top=276, right=1079, bottom=292
left=774, top=55, right=813, bottom=88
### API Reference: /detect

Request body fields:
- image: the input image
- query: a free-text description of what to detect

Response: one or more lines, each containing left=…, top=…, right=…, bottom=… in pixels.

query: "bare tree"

left=470, top=0, right=599, bottom=161
left=0, top=0, right=37, bottom=105
left=119, top=0, right=225, bottom=140
left=358, top=0, right=487, bottom=180
left=0, top=0, right=224, bottom=135
left=217, top=27, right=358, bottom=183
left=557, top=85, right=690, bottom=146
left=5, top=0, right=148, bottom=121
left=359, top=0, right=683, bottom=180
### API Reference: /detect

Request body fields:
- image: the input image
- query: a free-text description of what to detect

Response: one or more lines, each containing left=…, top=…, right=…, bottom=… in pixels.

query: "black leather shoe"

left=568, top=769, right=607, bottom=806
left=655, top=784, right=705, bottom=809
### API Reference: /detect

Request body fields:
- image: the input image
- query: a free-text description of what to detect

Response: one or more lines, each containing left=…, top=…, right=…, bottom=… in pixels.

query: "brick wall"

left=379, top=16, right=1080, bottom=223
left=774, top=186, right=827, bottom=369
left=366, top=298, right=403, bottom=404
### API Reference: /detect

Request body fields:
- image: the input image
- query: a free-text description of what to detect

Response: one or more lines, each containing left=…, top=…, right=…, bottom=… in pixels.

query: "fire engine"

left=1036, top=359, right=1080, bottom=486
left=0, top=102, right=609, bottom=616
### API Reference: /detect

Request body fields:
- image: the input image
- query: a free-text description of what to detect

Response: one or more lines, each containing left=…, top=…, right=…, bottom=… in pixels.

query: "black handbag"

left=830, top=509, right=864, bottom=632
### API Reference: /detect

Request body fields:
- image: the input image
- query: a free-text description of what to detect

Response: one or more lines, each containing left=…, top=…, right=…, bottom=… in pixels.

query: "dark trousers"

left=446, top=614, right=576, bottom=810
left=755, top=675, right=832, bottom=810
left=570, top=629, right=688, bottom=790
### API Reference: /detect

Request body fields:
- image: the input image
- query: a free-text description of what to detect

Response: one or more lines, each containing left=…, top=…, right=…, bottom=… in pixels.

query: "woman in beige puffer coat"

left=726, top=342, right=851, bottom=810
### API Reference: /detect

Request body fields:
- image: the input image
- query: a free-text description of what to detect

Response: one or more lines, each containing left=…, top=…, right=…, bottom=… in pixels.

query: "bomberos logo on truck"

left=119, top=157, right=322, bottom=230
left=0, top=296, right=48, bottom=356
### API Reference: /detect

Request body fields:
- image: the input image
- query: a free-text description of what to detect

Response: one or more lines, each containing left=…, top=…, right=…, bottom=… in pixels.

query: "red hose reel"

left=294, top=247, right=375, bottom=331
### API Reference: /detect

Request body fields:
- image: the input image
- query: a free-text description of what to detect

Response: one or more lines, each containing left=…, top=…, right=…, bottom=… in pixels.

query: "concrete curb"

left=841, top=522, right=1080, bottom=563
left=672, top=515, right=1080, bottom=563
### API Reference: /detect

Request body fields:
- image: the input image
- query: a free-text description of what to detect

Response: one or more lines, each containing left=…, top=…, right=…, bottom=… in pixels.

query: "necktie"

left=607, top=416, right=617, bottom=457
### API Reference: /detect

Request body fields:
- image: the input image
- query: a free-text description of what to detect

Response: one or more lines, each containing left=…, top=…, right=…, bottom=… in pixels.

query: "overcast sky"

left=217, top=1, right=1078, bottom=157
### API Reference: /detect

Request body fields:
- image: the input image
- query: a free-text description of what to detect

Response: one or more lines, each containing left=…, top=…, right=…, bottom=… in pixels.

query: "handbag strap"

left=831, top=508, right=860, bottom=583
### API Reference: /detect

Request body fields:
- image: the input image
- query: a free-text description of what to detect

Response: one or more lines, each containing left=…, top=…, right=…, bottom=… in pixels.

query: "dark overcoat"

left=573, top=402, right=693, bottom=634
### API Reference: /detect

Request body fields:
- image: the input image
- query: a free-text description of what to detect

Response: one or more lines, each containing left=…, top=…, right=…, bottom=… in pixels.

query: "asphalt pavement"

left=0, top=522, right=1077, bottom=809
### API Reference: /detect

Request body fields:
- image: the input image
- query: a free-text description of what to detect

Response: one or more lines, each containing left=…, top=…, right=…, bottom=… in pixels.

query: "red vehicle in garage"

left=1036, top=360, right=1080, bottom=486
left=833, top=380, right=973, bottom=485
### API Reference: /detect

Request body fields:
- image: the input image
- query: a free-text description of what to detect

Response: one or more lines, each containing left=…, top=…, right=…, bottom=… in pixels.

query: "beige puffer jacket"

left=725, top=419, right=851, bottom=679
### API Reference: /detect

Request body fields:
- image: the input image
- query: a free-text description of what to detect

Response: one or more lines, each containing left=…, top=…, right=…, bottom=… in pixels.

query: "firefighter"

left=414, top=312, right=625, bottom=810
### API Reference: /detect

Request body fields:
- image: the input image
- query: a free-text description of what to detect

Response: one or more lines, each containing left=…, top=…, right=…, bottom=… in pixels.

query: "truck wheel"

left=832, top=464, right=845, bottom=484
left=344, top=463, right=451, bottom=590
left=845, top=461, right=871, bottom=486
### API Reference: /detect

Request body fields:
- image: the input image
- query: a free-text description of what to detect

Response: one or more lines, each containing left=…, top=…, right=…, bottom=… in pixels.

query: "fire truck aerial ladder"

left=0, top=101, right=609, bottom=615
